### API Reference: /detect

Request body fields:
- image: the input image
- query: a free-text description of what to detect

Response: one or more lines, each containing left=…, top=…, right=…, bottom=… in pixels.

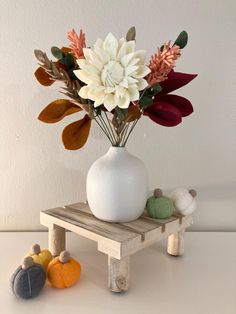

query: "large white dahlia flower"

left=74, top=33, right=150, bottom=111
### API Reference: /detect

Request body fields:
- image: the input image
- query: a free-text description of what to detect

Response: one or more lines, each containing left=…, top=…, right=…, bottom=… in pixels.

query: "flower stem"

left=94, top=116, right=114, bottom=146
left=104, top=111, right=117, bottom=145
left=123, top=118, right=140, bottom=146
left=120, top=123, right=129, bottom=146
left=99, top=113, right=116, bottom=145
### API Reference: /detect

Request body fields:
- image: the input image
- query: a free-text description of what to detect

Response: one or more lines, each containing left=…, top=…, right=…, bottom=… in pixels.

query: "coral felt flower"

left=144, top=71, right=197, bottom=127
left=74, top=32, right=150, bottom=111
left=146, top=41, right=181, bottom=85
left=68, top=29, right=86, bottom=59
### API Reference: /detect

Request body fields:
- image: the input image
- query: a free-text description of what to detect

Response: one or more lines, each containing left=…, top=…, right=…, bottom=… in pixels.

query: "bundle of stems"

left=93, top=110, right=141, bottom=147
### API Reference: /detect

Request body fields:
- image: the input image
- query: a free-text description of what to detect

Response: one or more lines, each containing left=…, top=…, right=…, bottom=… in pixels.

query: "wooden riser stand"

left=40, top=202, right=193, bottom=292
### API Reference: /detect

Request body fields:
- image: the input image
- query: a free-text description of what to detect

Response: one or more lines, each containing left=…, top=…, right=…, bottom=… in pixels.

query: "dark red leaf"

left=159, top=72, right=197, bottom=95
left=157, top=94, right=193, bottom=117
left=143, top=101, right=182, bottom=127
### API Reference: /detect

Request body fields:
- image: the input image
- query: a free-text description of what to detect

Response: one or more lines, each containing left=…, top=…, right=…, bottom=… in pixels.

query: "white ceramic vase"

left=86, top=147, right=148, bottom=222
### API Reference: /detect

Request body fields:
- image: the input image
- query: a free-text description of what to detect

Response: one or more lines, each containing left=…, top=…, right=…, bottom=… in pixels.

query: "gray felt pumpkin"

left=11, top=256, right=46, bottom=299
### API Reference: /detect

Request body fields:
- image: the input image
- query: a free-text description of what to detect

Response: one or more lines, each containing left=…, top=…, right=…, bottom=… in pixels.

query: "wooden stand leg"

left=49, top=224, right=66, bottom=256
left=167, top=229, right=185, bottom=256
left=108, top=256, right=130, bottom=292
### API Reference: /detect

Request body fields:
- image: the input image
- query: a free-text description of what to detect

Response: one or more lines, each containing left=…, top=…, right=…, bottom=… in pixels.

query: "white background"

left=0, top=0, right=235, bottom=231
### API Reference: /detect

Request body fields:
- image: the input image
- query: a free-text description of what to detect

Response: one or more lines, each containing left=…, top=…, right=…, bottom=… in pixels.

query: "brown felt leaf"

left=62, top=114, right=91, bottom=150
left=126, top=105, right=141, bottom=122
left=61, top=47, right=72, bottom=54
left=126, top=26, right=136, bottom=41
left=34, top=49, right=46, bottom=63
left=38, top=99, right=82, bottom=123
left=34, top=67, right=55, bottom=86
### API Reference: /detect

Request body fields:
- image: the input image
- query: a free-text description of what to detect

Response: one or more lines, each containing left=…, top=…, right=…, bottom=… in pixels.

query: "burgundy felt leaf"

left=157, top=94, right=193, bottom=117
left=159, top=72, right=197, bottom=95
left=143, top=101, right=182, bottom=127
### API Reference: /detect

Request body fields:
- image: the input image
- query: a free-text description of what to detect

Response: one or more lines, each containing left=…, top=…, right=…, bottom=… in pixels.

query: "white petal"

left=133, top=50, right=146, bottom=65
left=128, top=58, right=140, bottom=67
left=127, top=76, right=138, bottom=84
left=119, top=78, right=128, bottom=88
left=94, top=38, right=103, bottom=52
left=137, top=78, right=148, bottom=90
left=127, top=86, right=139, bottom=101
left=120, top=52, right=135, bottom=67
left=83, top=48, right=93, bottom=62
left=78, top=86, right=89, bottom=99
left=132, top=65, right=151, bottom=78
left=115, top=85, right=126, bottom=97
left=77, top=59, right=100, bottom=75
left=125, top=65, right=138, bottom=76
left=76, top=58, right=87, bottom=69
left=103, top=32, right=118, bottom=60
left=117, top=94, right=130, bottom=109
left=95, top=46, right=110, bottom=64
left=105, top=86, right=115, bottom=93
left=74, top=69, right=90, bottom=84
left=94, top=95, right=105, bottom=107
left=117, top=41, right=135, bottom=60
left=104, top=94, right=116, bottom=111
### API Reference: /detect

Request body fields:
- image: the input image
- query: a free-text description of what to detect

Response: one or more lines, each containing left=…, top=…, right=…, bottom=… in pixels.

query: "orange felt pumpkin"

left=47, top=251, right=81, bottom=289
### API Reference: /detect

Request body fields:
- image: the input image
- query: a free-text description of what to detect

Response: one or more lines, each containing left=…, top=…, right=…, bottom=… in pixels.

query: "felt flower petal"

left=159, top=71, right=197, bottom=95
left=143, top=101, right=182, bottom=127
left=157, top=94, right=193, bottom=117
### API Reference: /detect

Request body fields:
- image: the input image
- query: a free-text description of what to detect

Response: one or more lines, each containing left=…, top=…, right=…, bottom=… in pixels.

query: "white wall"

left=0, top=0, right=235, bottom=231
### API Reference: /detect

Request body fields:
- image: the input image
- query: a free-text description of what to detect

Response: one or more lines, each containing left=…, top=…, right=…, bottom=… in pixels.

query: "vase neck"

left=107, top=146, right=128, bottom=157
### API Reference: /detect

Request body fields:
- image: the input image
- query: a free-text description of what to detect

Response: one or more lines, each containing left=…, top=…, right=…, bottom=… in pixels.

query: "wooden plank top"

left=42, top=206, right=141, bottom=243
left=40, top=202, right=192, bottom=259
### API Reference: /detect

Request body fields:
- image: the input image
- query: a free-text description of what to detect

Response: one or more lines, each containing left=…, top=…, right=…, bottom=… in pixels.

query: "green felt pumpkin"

left=146, top=189, right=174, bottom=219
left=11, top=256, right=46, bottom=299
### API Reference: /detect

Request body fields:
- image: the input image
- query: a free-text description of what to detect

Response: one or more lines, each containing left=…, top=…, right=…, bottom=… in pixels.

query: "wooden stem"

left=49, top=224, right=66, bottom=257
left=167, top=229, right=185, bottom=256
left=108, top=256, right=130, bottom=293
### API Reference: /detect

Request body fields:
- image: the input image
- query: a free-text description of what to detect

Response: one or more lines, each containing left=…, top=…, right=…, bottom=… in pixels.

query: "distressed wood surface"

left=48, top=224, right=65, bottom=256
left=40, top=202, right=193, bottom=260
left=41, top=202, right=193, bottom=292
left=167, top=229, right=185, bottom=256
left=108, top=256, right=130, bottom=292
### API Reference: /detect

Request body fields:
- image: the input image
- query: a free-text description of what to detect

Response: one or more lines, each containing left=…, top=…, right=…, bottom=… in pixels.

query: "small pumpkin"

left=146, top=188, right=174, bottom=219
left=47, top=251, right=81, bottom=289
left=26, top=243, right=52, bottom=269
left=171, top=188, right=197, bottom=215
left=11, top=256, right=46, bottom=299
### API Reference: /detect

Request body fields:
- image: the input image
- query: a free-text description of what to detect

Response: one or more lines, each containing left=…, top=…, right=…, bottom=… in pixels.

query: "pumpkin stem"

left=31, top=243, right=41, bottom=255
left=59, top=250, right=70, bottom=263
left=154, top=188, right=163, bottom=198
left=22, top=256, right=34, bottom=270
left=189, top=189, right=197, bottom=198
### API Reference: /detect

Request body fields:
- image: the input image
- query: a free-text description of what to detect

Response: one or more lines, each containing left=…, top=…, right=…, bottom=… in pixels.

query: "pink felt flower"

left=143, top=71, right=197, bottom=127
left=67, top=29, right=86, bottom=59
left=147, top=41, right=181, bottom=86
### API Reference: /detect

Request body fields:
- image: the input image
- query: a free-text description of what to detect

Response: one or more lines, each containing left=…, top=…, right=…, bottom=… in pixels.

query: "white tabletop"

left=1, top=232, right=235, bottom=314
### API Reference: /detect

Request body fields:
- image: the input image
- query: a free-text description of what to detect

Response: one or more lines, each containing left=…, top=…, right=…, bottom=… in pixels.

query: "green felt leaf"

left=139, top=96, right=153, bottom=108
left=51, top=46, right=64, bottom=59
left=60, top=53, right=74, bottom=69
left=160, top=45, right=164, bottom=52
left=151, top=83, right=162, bottom=95
left=174, top=31, right=188, bottom=49
left=115, top=107, right=128, bottom=122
